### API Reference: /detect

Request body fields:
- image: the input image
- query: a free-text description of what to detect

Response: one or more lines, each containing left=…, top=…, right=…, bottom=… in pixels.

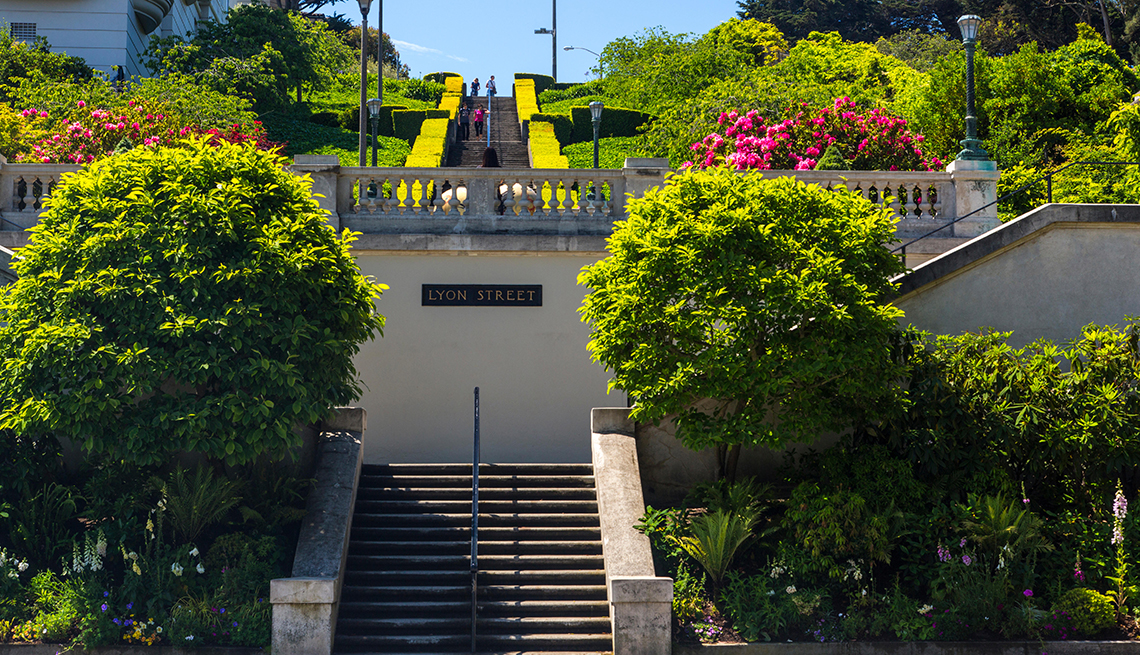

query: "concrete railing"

left=1, top=154, right=999, bottom=245
left=270, top=408, right=366, bottom=655
left=592, top=407, right=673, bottom=655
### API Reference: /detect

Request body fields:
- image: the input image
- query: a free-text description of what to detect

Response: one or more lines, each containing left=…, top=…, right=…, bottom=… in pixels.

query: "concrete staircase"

left=446, top=97, right=531, bottom=168
left=333, top=463, right=612, bottom=654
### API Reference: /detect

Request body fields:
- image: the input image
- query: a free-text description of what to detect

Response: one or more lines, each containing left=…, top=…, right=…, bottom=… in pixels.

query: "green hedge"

left=538, top=79, right=605, bottom=104
left=338, top=104, right=409, bottom=137
left=260, top=116, right=410, bottom=167
left=514, top=73, right=555, bottom=95
left=309, top=111, right=339, bottom=128
left=570, top=105, right=652, bottom=144
left=564, top=136, right=644, bottom=169
left=531, top=113, right=573, bottom=145
left=549, top=82, right=577, bottom=91
left=424, top=71, right=460, bottom=85
left=393, top=108, right=450, bottom=145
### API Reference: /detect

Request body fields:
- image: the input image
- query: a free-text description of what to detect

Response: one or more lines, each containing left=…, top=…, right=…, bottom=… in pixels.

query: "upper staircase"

left=334, top=463, right=612, bottom=654
left=446, top=97, right=531, bottom=168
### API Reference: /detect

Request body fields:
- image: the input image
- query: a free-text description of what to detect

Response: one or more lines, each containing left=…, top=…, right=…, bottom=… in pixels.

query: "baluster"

left=14, top=176, right=26, bottom=212
left=379, top=176, right=393, bottom=214
left=598, top=181, right=610, bottom=216
left=902, top=183, right=917, bottom=218
left=415, top=176, right=428, bottom=215
left=577, top=177, right=591, bottom=216
left=501, top=179, right=515, bottom=217
left=432, top=177, right=445, bottom=214
left=916, top=182, right=932, bottom=218
left=449, top=178, right=463, bottom=214
left=930, top=182, right=943, bottom=220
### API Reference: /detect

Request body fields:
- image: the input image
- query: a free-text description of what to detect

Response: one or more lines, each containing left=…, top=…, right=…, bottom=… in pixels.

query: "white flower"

left=767, top=590, right=775, bottom=596
left=128, top=551, right=139, bottom=561
left=189, top=548, right=199, bottom=557
left=185, top=635, right=194, bottom=641
left=171, top=562, right=184, bottom=577
left=917, top=604, right=934, bottom=614
left=157, top=626, right=163, bottom=633
left=786, top=585, right=796, bottom=594
left=17, top=561, right=27, bottom=572
left=196, top=563, right=205, bottom=574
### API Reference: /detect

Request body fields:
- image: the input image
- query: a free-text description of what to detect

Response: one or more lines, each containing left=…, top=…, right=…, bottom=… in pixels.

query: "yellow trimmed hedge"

left=444, top=76, right=464, bottom=94
left=529, top=121, right=568, bottom=169
left=405, top=118, right=450, bottom=167
left=439, top=92, right=462, bottom=119
left=515, top=78, right=540, bottom=125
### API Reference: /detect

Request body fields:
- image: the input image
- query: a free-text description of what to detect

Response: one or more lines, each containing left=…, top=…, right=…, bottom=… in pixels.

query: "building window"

left=10, top=23, right=36, bottom=41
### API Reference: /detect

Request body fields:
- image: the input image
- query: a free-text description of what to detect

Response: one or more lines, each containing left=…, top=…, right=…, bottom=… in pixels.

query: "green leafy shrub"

left=390, top=77, right=447, bottom=104
left=7, top=483, right=79, bottom=572
left=205, top=533, right=286, bottom=604
left=337, top=104, right=409, bottom=136
left=570, top=105, right=651, bottom=144
left=1052, top=588, right=1115, bottom=636
left=515, top=73, right=555, bottom=95
left=0, top=30, right=92, bottom=103
left=157, top=466, right=243, bottom=544
left=668, top=510, right=755, bottom=589
left=309, top=111, right=339, bottom=127
left=262, top=114, right=409, bottom=167
left=538, top=79, right=605, bottom=105
left=0, top=140, right=386, bottom=466
left=720, top=571, right=791, bottom=641
left=423, top=71, right=459, bottom=85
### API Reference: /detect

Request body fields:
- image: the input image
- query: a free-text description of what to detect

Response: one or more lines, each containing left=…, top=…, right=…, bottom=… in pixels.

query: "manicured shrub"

left=570, top=105, right=651, bottom=144
left=444, top=76, right=464, bottom=94
left=531, top=112, right=573, bottom=145
left=528, top=121, right=568, bottom=168
left=309, top=111, right=339, bottom=128
left=564, top=136, right=644, bottom=169
left=0, top=139, right=387, bottom=466
left=439, top=92, right=462, bottom=119
left=515, top=73, right=555, bottom=95
left=423, top=71, right=459, bottom=85
left=388, top=77, right=446, bottom=104
left=515, top=79, right=540, bottom=124
left=1051, top=588, right=1115, bottom=636
left=393, top=109, right=449, bottom=145
left=404, top=118, right=449, bottom=168
left=538, top=79, right=605, bottom=105
left=337, top=104, right=409, bottom=137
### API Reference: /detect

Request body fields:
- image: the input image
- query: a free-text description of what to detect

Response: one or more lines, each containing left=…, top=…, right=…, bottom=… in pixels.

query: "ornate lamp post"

left=367, top=97, right=382, bottom=166
left=589, top=101, right=603, bottom=200
left=357, top=0, right=373, bottom=167
left=956, top=14, right=988, bottom=161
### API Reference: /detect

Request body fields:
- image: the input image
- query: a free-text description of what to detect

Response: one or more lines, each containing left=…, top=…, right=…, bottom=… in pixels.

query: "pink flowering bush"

left=12, top=101, right=275, bottom=164
left=686, top=97, right=943, bottom=172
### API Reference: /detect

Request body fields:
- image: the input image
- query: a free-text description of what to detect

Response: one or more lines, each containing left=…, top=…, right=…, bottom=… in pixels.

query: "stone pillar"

left=946, top=158, right=1001, bottom=238
left=621, top=158, right=671, bottom=204
left=611, top=576, right=673, bottom=655
left=0, top=154, right=10, bottom=219
left=270, top=578, right=337, bottom=655
left=292, top=155, right=341, bottom=231
left=465, top=176, right=496, bottom=217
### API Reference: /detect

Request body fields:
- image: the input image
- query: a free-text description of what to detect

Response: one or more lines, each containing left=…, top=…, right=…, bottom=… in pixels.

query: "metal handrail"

left=470, top=387, right=480, bottom=653
left=893, top=160, right=1140, bottom=256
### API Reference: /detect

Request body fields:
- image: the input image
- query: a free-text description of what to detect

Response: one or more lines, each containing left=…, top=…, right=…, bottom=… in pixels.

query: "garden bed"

left=0, top=646, right=261, bottom=655
left=674, top=641, right=1140, bottom=655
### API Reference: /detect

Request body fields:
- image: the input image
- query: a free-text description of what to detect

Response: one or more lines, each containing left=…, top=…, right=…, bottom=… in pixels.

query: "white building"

left=0, top=0, right=232, bottom=78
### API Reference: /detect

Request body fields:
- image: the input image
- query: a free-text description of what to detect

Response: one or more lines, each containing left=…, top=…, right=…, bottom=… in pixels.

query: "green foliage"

left=719, top=571, right=791, bottom=641
left=0, top=140, right=386, bottom=466
left=874, top=30, right=962, bottom=72
left=195, top=44, right=290, bottom=113
left=156, top=466, right=242, bottom=544
left=1052, top=587, right=1115, bottom=635
left=785, top=483, right=893, bottom=577
left=514, top=73, right=556, bottom=95
left=7, top=483, right=78, bottom=573
left=539, top=95, right=612, bottom=115
left=0, top=29, right=92, bottom=103
left=422, top=71, right=459, bottom=85
left=261, top=115, right=409, bottom=167
left=705, top=18, right=787, bottom=66
left=579, top=169, right=906, bottom=464
left=570, top=105, right=652, bottom=144
left=18, top=571, right=82, bottom=642
left=814, top=144, right=848, bottom=170
left=669, top=510, right=756, bottom=589
left=538, top=79, right=605, bottom=105
left=204, top=533, right=286, bottom=604
left=393, top=109, right=449, bottom=144
left=961, top=494, right=1052, bottom=563
left=564, top=136, right=645, bottom=169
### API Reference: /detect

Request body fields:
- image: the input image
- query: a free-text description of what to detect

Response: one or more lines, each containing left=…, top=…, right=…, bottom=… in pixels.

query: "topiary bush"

left=1050, top=588, right=1115, bottom=636
left=514, top=73, right=555, bottom=95
left=423, top=71, right=459, bottom=86
left=570, top=105, right=652, bottom=144
left=528, top=121, right=568, bottom=168
left=0, top=139, right=386, bottom=466
left=393, top=109, right=449, bottom=145
left=530, top=112, right=573, bottom=145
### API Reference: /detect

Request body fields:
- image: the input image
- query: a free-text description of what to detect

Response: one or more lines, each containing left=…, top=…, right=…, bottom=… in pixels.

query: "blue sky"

left=342, top=0, right=742, bottom=88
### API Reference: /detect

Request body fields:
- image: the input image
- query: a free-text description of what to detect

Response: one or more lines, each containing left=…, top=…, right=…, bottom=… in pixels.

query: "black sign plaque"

left=422, top=284, right=542, bottom=307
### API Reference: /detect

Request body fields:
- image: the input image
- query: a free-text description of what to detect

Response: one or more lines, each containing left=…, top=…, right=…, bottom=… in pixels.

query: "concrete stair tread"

left=359, top=474, right=596, bottom=487
left=347, top=554, right=604, bottom=568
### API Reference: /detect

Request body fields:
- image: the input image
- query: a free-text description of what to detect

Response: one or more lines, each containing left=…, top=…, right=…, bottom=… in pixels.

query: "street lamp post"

left=367, top=97, right=382, bottom=166
left=589, top=101, right=603, bottom=200
left=563, top=46, right=601, bottom=79
left=534, top=0, right=556, bottom=80
left=357, top=0, right=373, bottom=167
left=376, top=0, right=383, bottom=103
left=956, top=14, right=988, bottom=161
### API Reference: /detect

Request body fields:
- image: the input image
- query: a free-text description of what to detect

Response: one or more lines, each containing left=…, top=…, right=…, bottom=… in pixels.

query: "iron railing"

left=894, top=160, right=1140, bottom=258
left=470, top=387, right=480, bottom=653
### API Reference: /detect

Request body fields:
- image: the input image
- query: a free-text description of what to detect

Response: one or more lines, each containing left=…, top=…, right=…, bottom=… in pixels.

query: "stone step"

left=358, top=474, right=595, bottom=489
left=347, top=526, right=601, bottom=541
left=346, top=554, right=604, bottom=571
left=340, top=584, right=607, bottom=602
left=346, top=540, right=602, bottom=556
left=350, top=513, right=599, bottom=528
left=357, top=487, right=596, bottom=501
left=339, top=600, right=470, bottom=617
left=353, top=499, right=598, bottom=514
left=478, top=617, right=611, bottom=635
left=362, top=463, right=593, bottom=476
left=344, top=569, right=605, bottom=586
left=338, top=599, right=609, bottom=618
left=479, top=600, right=609, bottom=617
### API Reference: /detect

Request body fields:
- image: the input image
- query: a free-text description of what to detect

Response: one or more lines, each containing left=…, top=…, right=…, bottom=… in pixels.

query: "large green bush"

left=1051, top=588, right=1115, bottom=635
left=0, top=140, right=386, bottom=466
left=393, top=109, right=449, bottom=145
left=569, top=105, right=652, bottom=144
left=0, top=30, right=92, bottom=103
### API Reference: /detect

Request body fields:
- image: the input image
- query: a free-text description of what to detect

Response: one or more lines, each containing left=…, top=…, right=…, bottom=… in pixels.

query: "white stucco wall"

left=894, top=208, right=1140, bottom=347
left=350, top=246, right=617, bottom=464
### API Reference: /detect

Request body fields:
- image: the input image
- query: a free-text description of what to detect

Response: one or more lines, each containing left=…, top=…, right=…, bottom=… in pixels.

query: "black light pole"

left=367, top=98, right=382, bottom=166
left=956, top=14, right=988, bottom=161
left=589, top=101, right=603, bottom=200
left=357, top=0, right=373, bottom=167
left=377, top=0, right=384, bottom=99
left=534, top=0, right=556, bottom=81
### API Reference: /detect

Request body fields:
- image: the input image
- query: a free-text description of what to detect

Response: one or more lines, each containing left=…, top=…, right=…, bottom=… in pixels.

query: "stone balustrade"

left=0, top=154, right=1000, bottom=257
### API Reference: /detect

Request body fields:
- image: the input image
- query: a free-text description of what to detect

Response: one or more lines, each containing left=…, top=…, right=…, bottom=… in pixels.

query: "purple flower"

left=100, top=604, right=107, bottom=612
left=962, top=555, right=973, bottom=566
left=126, top=602, right=133, bottom=610
left=960, top=538, right=967, bottom=547
left=103, top=591, right=109, bottom=598
left=1024, top=589, right=1034, bottom=598
left=113, top=618, right=121, bottom=625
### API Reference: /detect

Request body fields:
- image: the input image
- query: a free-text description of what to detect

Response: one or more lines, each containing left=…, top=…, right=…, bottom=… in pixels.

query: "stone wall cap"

left=293, top=155, right=340, bottom=167
left=591, top=407, right=633, bottom=436
left=269, top=577, right=337, bottom=604
left=610, top=576, right=673, bottom=603
left=323, top=407, right=366, bottom=433
left=623, top=157, right=670, bottom=168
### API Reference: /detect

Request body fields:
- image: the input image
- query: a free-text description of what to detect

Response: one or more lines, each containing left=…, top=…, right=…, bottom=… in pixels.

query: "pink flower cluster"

left=15, top=101, right=275, bottom=164
left=685, top=97, right=943, bottom=173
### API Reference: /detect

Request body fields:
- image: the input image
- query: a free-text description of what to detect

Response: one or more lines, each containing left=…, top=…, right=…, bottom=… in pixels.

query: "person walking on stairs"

left=487, top=76, right=497, bottom=97
left=458, top=103, right=471, bottom=140
left=470, top=77, right=480, bottom=98
left=473, top=105, right=484, bottom=137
